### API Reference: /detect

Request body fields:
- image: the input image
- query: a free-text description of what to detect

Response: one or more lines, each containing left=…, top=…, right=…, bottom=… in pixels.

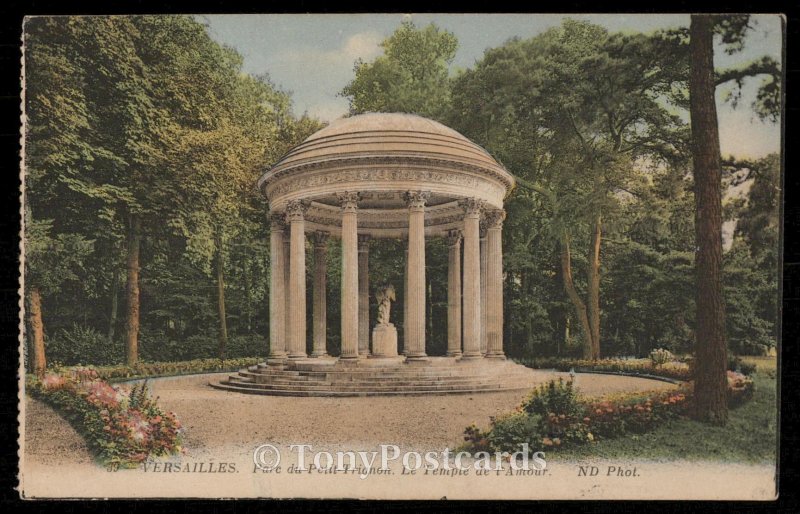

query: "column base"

left=460, top=352, right=483, bottom=360
left=288, top=353, right=308, bottom=359
left=266, top=357, right=287, bottom=367
left=446, top=351, right=462, bottom=357
left=309, top=352, right=329, bottom=358
left=484, top=352, right=506, bottom=359
left=404, top=353, right=429, bottom=362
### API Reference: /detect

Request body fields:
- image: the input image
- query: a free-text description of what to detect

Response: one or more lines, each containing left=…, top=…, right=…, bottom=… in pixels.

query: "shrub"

left=464, top=368, right=752, bottom=454
left=486, top=412, right=544, bottom=452
left=738, top=360, right=757, bottom=376
left=227, top=335, right=267, bottom=359
left=46, top=324, right=124, bottom=366
left=522, top=378, right=583, bottom=419
left=519, top=357, right=691, bottom=382
left=585, top=390, right=689, bottom=439
left=28, top=371, right=182, bottom=467
left=727, top=354, right=743, bottom=372
left=727, top=370, right=755, bottom=407
left=649, top=348, right=673, bottom=368
left=463, top=423, right=491, bottom=453
left=53, top=357, right=261, bottom=382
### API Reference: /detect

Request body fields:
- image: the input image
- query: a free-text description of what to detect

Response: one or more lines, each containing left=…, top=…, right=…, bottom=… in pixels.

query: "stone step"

left=209, top=382, right=531, bottom=397
left=219, top=380, right=528, bottom=393
left=251, top=371, right=536, bottom=382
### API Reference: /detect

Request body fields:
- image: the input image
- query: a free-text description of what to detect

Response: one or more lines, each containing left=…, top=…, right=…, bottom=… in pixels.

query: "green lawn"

left=551, top=373, right=778, bottom=464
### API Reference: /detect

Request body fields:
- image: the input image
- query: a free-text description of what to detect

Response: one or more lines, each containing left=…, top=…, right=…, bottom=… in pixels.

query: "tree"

left=25, top=15, right=315, bottom=366
left=451, top=20, right=690, bottom=359
left=688, top=14, right=781, bottom=424
left=24, top=214, right=93, bottom=376
left=341, top=20, right=457, bottom=120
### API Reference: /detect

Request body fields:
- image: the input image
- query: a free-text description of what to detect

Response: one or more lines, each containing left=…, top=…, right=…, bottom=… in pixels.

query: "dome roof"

left=260, top=112, right=512, bottom=188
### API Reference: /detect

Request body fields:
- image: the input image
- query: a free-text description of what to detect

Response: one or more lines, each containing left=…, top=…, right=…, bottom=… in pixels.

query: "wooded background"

left=23, top=16, right=780, bottom=375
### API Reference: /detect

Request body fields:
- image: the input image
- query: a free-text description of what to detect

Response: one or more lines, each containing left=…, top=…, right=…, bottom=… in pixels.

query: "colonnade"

left=267, top=191, right=506, bottom=361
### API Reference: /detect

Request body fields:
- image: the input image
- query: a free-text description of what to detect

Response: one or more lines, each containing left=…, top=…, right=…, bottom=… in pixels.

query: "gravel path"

left=23, top=398, right=94, bottom=467
left=24, top=371, right=677, bottom=462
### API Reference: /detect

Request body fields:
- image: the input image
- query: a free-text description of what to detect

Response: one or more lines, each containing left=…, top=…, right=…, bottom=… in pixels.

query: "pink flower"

left=41, top=373, right=67, bottom=391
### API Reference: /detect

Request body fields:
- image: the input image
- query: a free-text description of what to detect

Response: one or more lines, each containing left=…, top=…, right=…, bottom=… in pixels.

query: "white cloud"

left=270, top=31, right=383, bottom=121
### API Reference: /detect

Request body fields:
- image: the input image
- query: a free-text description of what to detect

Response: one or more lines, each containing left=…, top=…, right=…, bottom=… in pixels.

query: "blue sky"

left=202, top=13, right=783, bottom=159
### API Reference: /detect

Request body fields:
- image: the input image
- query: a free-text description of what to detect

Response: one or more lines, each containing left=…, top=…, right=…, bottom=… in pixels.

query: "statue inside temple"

left=376, top=285, right=396, bottom=325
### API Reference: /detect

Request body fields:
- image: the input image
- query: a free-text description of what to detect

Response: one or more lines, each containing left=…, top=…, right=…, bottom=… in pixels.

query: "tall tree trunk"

left=107, top=267, right=119, bottom=345
left=125, top=215, right=141, bottom=366
left=29, top=287, right=46, bottom=377
left=216, top=233, right=228, bottom=360
left=560, top=233, right=593, bottom=359
left=587, top=213, right=602, bottom=360
left=690, top=14, right=728, bottom=425
left=243, top=245, right=252, bottom=333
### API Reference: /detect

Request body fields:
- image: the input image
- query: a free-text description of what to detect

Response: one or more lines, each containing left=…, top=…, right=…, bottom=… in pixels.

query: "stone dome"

left=258, top=112, right=515, bottom=238
left=260, top=113, right=512, bottom=190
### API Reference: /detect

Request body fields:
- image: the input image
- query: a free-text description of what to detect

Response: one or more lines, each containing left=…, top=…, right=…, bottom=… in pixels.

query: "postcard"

left=19, top=13, right=782, bottom=500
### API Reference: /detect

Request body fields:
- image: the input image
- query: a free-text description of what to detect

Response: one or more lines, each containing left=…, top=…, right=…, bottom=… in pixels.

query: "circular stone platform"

left=211, top=358, right=546, bottom=397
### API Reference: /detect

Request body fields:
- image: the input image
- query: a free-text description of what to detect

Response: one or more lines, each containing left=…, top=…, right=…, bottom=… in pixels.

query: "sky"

left=202, top=13, right=783, bottom=159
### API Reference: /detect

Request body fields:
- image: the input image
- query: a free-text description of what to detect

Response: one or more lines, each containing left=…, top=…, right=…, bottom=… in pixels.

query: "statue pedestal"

left=371, top=323, right=398, bottom=357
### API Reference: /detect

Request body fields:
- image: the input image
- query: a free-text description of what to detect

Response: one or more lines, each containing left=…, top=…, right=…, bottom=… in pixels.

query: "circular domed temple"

left=213, top=113, right=543, bottom=396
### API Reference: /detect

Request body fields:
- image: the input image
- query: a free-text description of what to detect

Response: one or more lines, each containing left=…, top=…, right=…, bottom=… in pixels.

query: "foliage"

left=51, top=357, right=261, bottom=382
left=649, top=348, right=674, bottom=368
left=24, top=15, right=316, bottom=365
left=519, top=357, right=692, bottom=382
left=47, top=323, right=124, bottom=366
left=23, top=16, right=780, bottom=377
left=522, top=378, right=584, bottom=420
left=28, top=371, right=182, bottom=467
left=341, top=20, right=457, bottom=119
left=486, top=412, right=544, bottom=453
left=552, top=374, right=776, bottom=462
left=727, top=370, right=755, bottom=406
left=464, top=372, right=753, bottom=454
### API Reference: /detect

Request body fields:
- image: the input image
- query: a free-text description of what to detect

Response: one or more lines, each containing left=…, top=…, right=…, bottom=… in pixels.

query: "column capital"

left=337, top=191, right=361, bottom=212
left=269, top=212, right=286, bottom=230
left=459, top=197, right=485, bottom=218
left=285, top=200, right=310, bottom=221
left=358, top=234, right=371, bottom=251
left=313, top=230, right=330, bottom=248
left=446, top=229, right=463, bottom=247
left=484, top=208, right=506, bottom=230
left=403, top=190, right=431, bottom=210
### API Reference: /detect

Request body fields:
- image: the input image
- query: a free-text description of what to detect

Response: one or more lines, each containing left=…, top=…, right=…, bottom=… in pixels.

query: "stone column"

left=339, top=192, right=360, bottom=359
left=286, top=200, right=309, bottom=359
left=283, top=231, right=291, bottom=352
left=358, top=235, right=371, bottom=357
left=446, top=230, right=462, bottom=357
left=268, top=212, right=287, bottom=359
left=404, top=191, right=430, bottom=360
left=460, top=198, right=484, bottom=359
left=311, top=230, right=329, bottom=357
left=485, top=209, right=506, bottom=358
left=480, top=226, right=488, bottom=355
left=402, top=245, right=409, bottom=355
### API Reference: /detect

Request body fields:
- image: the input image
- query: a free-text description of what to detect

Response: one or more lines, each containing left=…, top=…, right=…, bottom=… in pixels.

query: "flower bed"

left=28, top=370, right=182, bottom=467
left=518, top=357, right=692, bottom=381
left=728, top=370, right=755, bottom=407
left=464, top=373, right=752, bottom=454
left=51, top=357, right=261, bottom=383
